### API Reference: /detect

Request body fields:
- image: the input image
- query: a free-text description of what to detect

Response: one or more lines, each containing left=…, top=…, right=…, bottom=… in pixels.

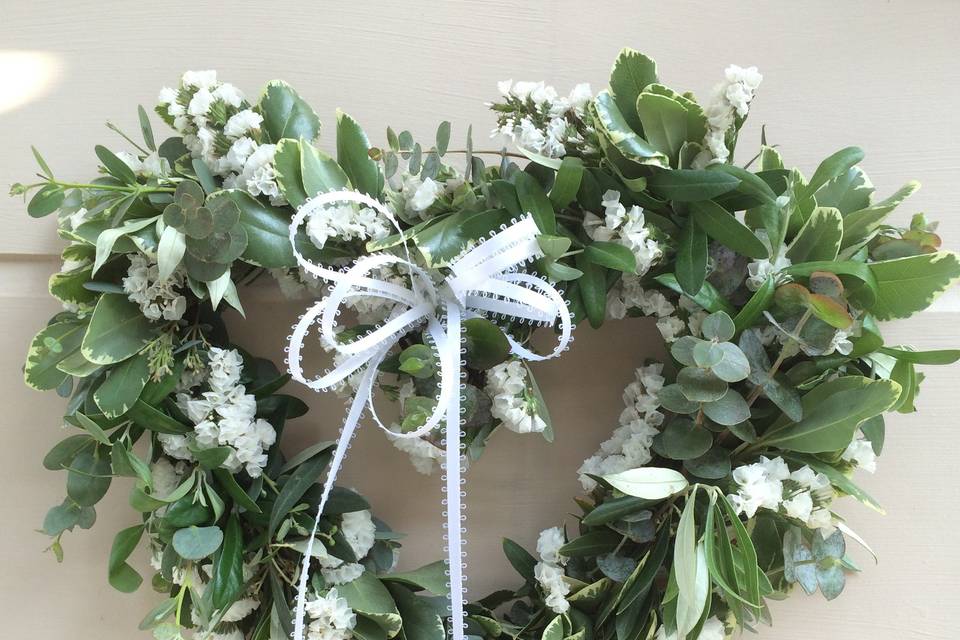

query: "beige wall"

left=2, top=1, right=959, bottom=638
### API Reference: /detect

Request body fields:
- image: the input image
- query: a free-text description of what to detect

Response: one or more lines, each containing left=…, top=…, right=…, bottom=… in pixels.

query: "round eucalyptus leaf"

left=183, top=254, right=229, bottom=283
left=657, top=384, right=699, bottom=414
left=701, top=311, right=735, bottom=342
left=184, top=206, right=215, bottom=240
left=207, top=226, right=249, bottom=264
left=692, top=341, right=723, bottom=368
left=728, top=419, right=757, bottom=443
left=208, top=197, right=241, bottom=233
left=651, top=418, right=713, bottom=460
left=66, top=451, right=112, bottom=507
left=172, top=525, right=223, bottom=560
left=683, top=446, right=732, bottom=480
left=702, top=389, right=751, bottom=426
left=677, top=367, right=727, bottom=402
left=710, top=342, right=751, bottom=382
left=174, top=179, right=205, bottom=206
left=670, top=336, right=700, bottom=366
left=162, top=203, right=186, bottom=230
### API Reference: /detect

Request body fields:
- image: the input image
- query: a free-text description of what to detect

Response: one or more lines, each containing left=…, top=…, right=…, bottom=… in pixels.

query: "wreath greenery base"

left=14, top=48, right=960, bottom=640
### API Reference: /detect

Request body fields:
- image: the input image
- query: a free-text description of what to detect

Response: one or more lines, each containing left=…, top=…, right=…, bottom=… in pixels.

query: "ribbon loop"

left=286, top=191, right=573, bottom=640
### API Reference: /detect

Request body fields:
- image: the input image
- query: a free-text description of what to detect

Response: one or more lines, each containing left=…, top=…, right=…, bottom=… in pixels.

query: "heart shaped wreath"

left=16, top=49, right=960, bottom=640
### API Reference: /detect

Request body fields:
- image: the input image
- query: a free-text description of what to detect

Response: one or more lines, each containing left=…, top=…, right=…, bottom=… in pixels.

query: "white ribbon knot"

left=285, top=190, right=572, bottom=640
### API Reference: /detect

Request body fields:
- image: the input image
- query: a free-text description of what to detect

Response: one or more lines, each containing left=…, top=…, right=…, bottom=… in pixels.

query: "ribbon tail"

left=444, top=303, right=466, bottom=640
left=292, top=352, right=383, bottom=640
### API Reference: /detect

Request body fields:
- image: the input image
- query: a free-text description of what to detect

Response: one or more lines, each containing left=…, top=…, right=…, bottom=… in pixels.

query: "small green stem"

left=106, top=121, right=151, bottom=155
left=35, top=179, right=175, bottom=194
left=444, top=149, right=527, bottom=159
left=261, top=475, right=281, bottom=495
left=745, top=307, right=813, bottom=407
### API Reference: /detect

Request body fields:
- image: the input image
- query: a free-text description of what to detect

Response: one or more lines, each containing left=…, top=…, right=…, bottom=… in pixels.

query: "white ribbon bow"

left=285, top=190, right=572, bottom=640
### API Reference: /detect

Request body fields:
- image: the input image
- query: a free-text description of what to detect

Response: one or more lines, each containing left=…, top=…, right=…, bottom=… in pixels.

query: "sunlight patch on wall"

left=0, top=50, right=63, bottom=115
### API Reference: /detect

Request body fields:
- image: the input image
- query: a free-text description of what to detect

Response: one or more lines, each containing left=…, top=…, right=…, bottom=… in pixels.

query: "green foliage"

left=258, top=81, right=321, bottom=143
left=13, top=49, right=960, bottom=640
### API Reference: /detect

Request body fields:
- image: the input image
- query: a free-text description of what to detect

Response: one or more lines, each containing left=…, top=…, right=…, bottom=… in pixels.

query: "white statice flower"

left=183, top=560, right=261, bottom=628
left=746, top=252, right=792, bottom=291
left=694, top=64, right=763, bottom=168
left=789, top=465, right=836, bottom=534
left=654, top=616, right=726, bottom=640
left=605, top=276, right=694, bottom=343
left=150, top=458, right=184, bottom=499
left=810, top=318, right=859, bottom=357
left=492, top=80, right=592, bottom=159
left=114, top=150, right=144, bottom=174
left=158, top=348, right=276, bottom=477
left=781, top=490, right=814, bottom=523
left=728, top=456, right=789, bottom=518
left=341, top=510, right=376, bottom=558
left=578, top=364, right=664, bottom=491
left=410, top=177, right=444, bottom=212
left=842, top=433, right=878, bottom=473
left=322, top=561, right=366, bottom=586
left=306, top=588, right=357, bottom=640
left=188, top=86, right=215, bottom=117
left=534, top=561, right=570, bottom=614
left=231, top=143, right=284, bottom=205
left=584, top=190, right=662, bottom=275
left=485, top=360, right=546, bottom=434
left=731, top=458, right=837, bottom=534
left=213, top=83, right=245, bottom=108
left=220, top=136, right=257, bottom=173
left=122, top=254, right=187, bottom=322
left=607, top=276, right=685, bottom=345
left=536, top=526, right=567, bottom=566
left=224, top=109, right=263, bottom=139
left=305, top=200, right=390, bottom=250
left=182, top=69, right=218, bottom=89
left=387, top=171, right=459, bottom=219
left=388, top=426, right=445, bottom=475
left=157, top=71, right=294, bottom=206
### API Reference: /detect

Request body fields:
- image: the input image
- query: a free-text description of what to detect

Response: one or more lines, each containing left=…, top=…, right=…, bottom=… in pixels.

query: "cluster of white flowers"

left=485, top=360, right=547, bottom=434
left=606, top=277, right=694, bottom=343
left=533, top=526, right=570, bottom=614
left=158, top=348, right=276, bottom=477
left=842, top=433, right=878, bottom=473
left=147, top=557, right=262, bottom=640
left=305, top=588, right=357, bottom=640
left=305, top=200, right=391, bottom=250
left=386, top=381, right=446, bottom=474
left=654, top=616, right=726, bottom=640
left=149, top=457, right=186, bottom=500
left=388, top=429, right=445, bottom=475
left=583, top=190, right=662, bottom=275
left=386, top=172, right=447, bottom=219
left=311, top=509, right=378, bottom=585
left=491, top=80, right=592, bottom=159
left=115, top=149, right=170, bottom=178
left=729, top=456, right=836, bottom=534
left=578, top=364, right=665, bottom=491
left=157, top=70, right=285, bottom=204
left=694, top=64, right=762, bottom=167
left=122, top=253, right=187, bottom=322
left=746, top=229, right=793, bottom=291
